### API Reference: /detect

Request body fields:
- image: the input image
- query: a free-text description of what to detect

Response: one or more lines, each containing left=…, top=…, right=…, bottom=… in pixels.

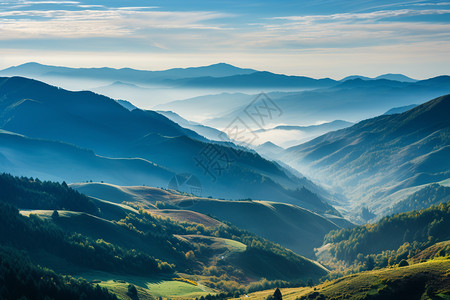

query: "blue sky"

left=0, top=0, right=449, bottom=78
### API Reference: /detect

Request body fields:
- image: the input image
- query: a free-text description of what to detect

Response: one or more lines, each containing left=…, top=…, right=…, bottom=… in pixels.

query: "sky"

left=0, top=0, right=449, bottom=79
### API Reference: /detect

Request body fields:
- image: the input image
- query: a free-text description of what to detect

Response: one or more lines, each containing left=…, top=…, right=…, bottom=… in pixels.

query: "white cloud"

left=272, top=8, right=450, bottom=22
left=0, top=8, right=233, bottom=39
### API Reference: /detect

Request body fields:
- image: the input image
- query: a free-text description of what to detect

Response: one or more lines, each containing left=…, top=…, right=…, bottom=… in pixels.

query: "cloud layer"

left=0, top=0, right=449, bottom=78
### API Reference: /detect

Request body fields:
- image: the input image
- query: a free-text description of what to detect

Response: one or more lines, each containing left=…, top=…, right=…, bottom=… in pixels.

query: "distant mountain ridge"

left=0, top=62, right=257, bottom=82
left=341, top=73, right=417, bottom=82
left=203, top=76, right=450, bottom=127
left=166, top=71, right=337, bottom=88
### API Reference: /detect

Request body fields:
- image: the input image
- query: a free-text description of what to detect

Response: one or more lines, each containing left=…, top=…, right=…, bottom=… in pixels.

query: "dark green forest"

left=0, top=246, right=117, bottom=300
left=324, top=200, right=450, bottom=270
left=0, top=173, right=98, bottom=214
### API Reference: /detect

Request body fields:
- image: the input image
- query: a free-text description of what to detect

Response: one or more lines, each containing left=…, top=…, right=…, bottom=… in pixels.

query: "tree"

left=398, top=259, right=409, bottom=267
left=127, top=284, right=138, bottom=299
left=365, top=256, right=375, bottom=270
left=52, top=209, right=59, bottom=219
left=273, top=288, right=282, bottom=300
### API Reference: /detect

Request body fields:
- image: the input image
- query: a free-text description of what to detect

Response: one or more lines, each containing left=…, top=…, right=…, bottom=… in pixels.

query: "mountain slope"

left=283, top=94, right=450, bottom=221
left=71, top=182, right=350, bottom=258
left=383, top=104, right=418, bottom=115
left=0, top=130, right=174, bottom=187
left=0, top=175, right=330, bottom=297
left=242, top=259, right=450, bottom=300
left=0, top=76, right=336, bottom=215
left=0, top=76, right=206, bottom=154
left=156, top=110, right=230, bottom=141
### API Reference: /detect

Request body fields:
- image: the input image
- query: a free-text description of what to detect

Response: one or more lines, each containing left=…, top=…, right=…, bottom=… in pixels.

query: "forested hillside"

left=0, top=173, right=328, bottom=297
left=321, top=201, right=450, bottom=271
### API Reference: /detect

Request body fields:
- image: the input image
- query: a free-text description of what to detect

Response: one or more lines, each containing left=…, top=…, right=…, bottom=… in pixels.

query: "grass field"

left=77, top=271, right=214, bottom=299
left=240, top=258, right=450, bottom=300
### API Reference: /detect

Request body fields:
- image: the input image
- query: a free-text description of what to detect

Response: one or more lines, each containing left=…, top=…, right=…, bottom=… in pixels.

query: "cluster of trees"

left=0, top=202, right=174, bottom=276
left=116, top=209, right=315, bottom=293
left=0, top=245, right=117, bottom=300
left=122, top=208, right=311, bottom=269
left=0, top=173, right=99, bottom=214
left=323, top=201, right=450, bottom=269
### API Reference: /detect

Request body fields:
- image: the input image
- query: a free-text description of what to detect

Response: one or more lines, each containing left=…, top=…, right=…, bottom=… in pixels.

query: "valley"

left=0, top=58, right=449, bottom=300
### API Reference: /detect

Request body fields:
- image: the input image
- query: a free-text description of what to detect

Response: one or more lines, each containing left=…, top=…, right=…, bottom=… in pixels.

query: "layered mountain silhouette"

left=0, top=76, right=335, bottom=215
left=0, top=62, right=257, bottom=82
left=204, top=76, right=450, bottom=127
left=166, top=71, right=337, bottom=88
left=341, top=74, right=417, bottom=82
left=282, top=94, right=450, bottom=222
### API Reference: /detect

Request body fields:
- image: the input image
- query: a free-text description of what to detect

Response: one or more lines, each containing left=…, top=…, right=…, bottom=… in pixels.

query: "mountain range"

left=0, top=76, right=337, bottom=217
left=282, top=94, right=450, bottom=222
left=0, top=62, right=449, bottom=299
left=341, top=73, right=417, bottom=82
left=203, top=76, right=450, bottom=127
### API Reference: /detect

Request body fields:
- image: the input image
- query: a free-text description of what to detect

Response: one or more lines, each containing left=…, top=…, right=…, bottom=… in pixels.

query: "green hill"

left=242, top=258, right=450, bottom=300
left=319, top=201, right=450, bottom=271
left=71, top=182, right=349, bottom=258
left=0, top=174, right=329, bottom=297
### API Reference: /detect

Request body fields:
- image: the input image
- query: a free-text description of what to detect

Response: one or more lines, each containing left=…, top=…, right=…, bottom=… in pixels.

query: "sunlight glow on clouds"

left=0, top=0, right=449, bottom=77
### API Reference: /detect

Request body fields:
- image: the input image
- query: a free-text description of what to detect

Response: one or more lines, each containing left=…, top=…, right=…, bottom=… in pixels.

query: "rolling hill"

left=242, top=259, right=450, bottom=300
left=0, top=174, right=330, bottom=298
left=283, top=94, right=450, bottom=221
left=70, top=182, right=351, bottom=258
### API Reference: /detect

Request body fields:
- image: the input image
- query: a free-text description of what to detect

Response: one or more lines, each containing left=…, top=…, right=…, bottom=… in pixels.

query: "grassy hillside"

left=71, top=182, right=347, bottom=258
left=283, top=94, right=450, bottom=221
left=241, top=258, right=450, bottom=300
left=0, top=174, right=329, bottom=298
left=319, top=201, right=450, bottom=274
